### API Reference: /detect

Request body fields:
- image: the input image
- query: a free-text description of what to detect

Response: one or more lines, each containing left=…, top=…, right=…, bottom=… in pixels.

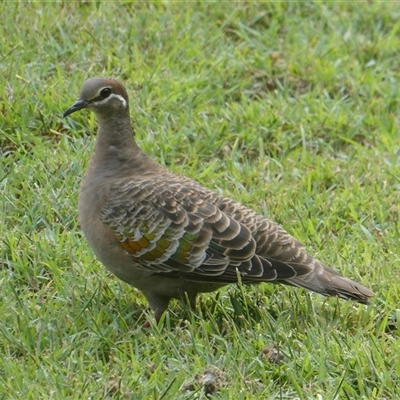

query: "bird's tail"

left=283, top=262, right=375, bottom=305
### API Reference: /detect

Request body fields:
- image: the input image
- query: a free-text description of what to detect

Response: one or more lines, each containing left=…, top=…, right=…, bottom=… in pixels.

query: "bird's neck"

left=87, top=113, right=146, bottom=178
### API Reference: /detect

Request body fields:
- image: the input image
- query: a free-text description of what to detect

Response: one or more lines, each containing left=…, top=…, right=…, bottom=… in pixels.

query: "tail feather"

left=284, top=261, right=375, bottom=304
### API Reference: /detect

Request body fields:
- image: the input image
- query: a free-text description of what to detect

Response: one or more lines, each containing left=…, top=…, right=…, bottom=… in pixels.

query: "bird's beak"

left=63, top=99, right=90, bottom=118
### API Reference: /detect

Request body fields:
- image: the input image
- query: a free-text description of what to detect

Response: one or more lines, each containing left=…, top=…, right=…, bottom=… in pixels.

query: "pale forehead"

left=80, top=77, right=128, bottom=101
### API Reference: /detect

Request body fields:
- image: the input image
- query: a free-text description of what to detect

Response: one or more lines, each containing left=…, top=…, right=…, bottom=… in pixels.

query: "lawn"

left=1, top=1, right=399, bottom=399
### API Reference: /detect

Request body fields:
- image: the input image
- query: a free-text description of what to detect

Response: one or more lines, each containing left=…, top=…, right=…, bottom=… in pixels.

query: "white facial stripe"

left=96, top=93, right=127, bottom=108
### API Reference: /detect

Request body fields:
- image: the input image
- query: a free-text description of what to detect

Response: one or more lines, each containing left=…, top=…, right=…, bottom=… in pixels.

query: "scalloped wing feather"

left=100, top=177, right=300, bottom=282
left=99, top=175, right=374, bottom=304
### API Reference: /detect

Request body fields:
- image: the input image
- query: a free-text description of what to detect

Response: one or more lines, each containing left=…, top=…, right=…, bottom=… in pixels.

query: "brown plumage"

left=63, top=77, right=375, bottom=321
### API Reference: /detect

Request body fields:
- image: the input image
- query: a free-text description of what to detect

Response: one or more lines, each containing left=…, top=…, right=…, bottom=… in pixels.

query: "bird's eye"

left=100, top=88, right=111, bottom=98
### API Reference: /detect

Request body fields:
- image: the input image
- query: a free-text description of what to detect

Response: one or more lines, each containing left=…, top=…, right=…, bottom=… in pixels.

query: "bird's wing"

left=100, top=177, right=301, bottom=283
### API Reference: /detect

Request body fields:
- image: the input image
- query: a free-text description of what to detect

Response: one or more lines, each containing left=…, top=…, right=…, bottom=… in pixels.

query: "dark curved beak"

left=63, top=99, right=90, bottom=118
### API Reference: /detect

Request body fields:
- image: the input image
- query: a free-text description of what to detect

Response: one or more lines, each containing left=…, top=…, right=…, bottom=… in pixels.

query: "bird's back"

left=99, top=166, right=374, bottom=304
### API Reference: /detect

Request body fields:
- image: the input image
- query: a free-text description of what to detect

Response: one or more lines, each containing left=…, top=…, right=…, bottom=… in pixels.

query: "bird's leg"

left=142, top=292, right=171, bottom=327
left=188, top=293, right=197, bottom=311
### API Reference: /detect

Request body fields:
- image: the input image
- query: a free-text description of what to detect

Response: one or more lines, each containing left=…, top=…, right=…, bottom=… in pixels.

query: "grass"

left=1, top=1, right=399, bottom=399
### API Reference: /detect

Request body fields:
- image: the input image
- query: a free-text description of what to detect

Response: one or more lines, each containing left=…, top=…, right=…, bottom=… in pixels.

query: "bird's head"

left=63, top=77, right=129, bottom=118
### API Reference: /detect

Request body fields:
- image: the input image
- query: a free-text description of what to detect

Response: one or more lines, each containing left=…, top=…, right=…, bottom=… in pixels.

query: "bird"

left=63, top=77, right=375, bottom=322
